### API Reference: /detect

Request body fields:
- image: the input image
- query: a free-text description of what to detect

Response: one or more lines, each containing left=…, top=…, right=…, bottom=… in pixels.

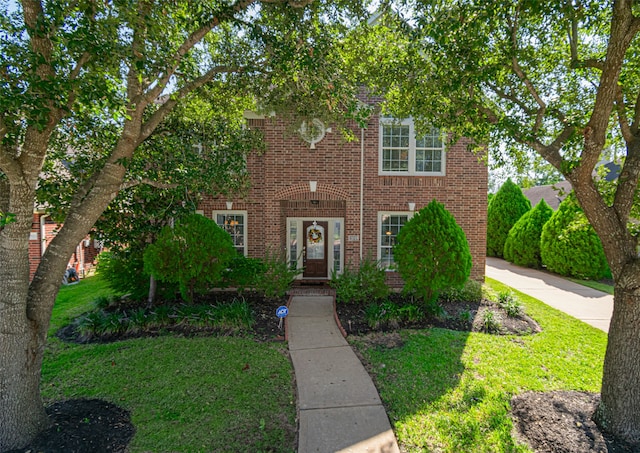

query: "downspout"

left=40, top=214, right=49, bottom=256
left=359, top=127, right=364, bottom=261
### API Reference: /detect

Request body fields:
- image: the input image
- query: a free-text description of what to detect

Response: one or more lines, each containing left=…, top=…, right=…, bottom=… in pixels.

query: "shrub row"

left=99, top=214, right=299, bottom=303
left=490, top=180, right=610, bottom=281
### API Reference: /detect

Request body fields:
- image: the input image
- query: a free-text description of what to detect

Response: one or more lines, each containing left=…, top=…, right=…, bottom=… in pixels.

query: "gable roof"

left=522, top=180, right=572, bottom=210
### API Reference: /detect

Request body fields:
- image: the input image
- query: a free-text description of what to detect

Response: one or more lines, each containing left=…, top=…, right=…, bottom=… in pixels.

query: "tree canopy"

left=0, top=1, right=371, bottom=449
left=369, top=0, right=640, bottom=444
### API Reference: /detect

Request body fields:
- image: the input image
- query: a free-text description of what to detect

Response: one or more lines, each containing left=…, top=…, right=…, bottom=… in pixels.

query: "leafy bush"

left=254, top=248, right=301, bottom=300
left=330, top=256, right=389, bottom=304
left=540, top=194, right=611, bottom=280
left=330, top=266, right=361, bottom=304
left=439, top=280, right=483, bottom=304
left=144, top=214, right=237, bottom=302
left=487, top=178, right=531, bottom=257
left=504, top=199, right=553, bottom=268
left=222, top=255, right=266, bottom=294
left=394, top=200, right=472, bottom=306
left=97, top=251, right=148, bottom=300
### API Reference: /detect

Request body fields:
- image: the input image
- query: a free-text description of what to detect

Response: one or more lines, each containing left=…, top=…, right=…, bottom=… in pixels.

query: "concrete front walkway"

left=486, top=257, right=613, bottom=333
left=287, top=295, right=400, bottom=453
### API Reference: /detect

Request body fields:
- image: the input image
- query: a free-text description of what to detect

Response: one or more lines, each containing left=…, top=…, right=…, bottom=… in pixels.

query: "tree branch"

left=615, top=85, right=633, bottom=142
left=613, top=138, right=640, bottom=225
left=573, top=0, right=640, bottom=185
left=138, top=65, right=241, bottom=144
left=632, top=88, right=640, bottom=137
left=528, top=124, right=576, bottom=173
left=120, top=178, right=179, bottom=191
left=140, top=0, right=258, bottom=106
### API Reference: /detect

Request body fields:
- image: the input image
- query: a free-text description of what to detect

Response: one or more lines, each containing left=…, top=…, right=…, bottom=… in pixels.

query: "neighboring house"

left=522, top=180, right=572, bottom=210
left=199, top=95, right=488, bottom=285
left=28, top=210, right=102, bottom=281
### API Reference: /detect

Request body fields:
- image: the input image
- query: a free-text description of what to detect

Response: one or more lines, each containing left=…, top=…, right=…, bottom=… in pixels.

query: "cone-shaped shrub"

left=144, top=213, right=236, bottom=301
left=504, top=199, right=553, bottom=268
left=394, top=200, right=472, bottom=305
left=487, top=178, right=531, bottom=257
left=540, top=194, right=610, bottom=280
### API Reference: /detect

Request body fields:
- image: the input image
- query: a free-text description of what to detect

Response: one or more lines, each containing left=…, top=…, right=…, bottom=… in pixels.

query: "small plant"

left=481, top=309, right=502, bottom=333
left=397, top=304, right=423, bottom=323
left=330, top=256, right=389, bottom=305
left=93, top=295, right=117, bottom=309
left=330, top=266, right=361, bottom=304
left=215, top=299, right=254, bottom=329
left=439, top=280, right=483, bottom=303
left=497, top=291, right=523, bottom=317
left=458, top=308, right=473, bottom=324
left=364, top=301, right=398, bottom=329
left=255, top=248, right=301, bottom=300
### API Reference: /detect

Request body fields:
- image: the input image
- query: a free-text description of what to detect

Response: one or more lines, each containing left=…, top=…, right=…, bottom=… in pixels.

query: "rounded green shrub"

left=487, top=178, right=531, bottom=257
left=540, top=194, right=610, bottom=280
left=144, top=214, right=237, bottom=301
left=504, top=199, right=553, bottom=268
left=394, top=199, right=472, bottom=305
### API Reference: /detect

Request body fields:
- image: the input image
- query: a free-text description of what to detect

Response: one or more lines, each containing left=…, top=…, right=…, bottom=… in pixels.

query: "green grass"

left=351, top=278, right=608, bottom=452
left=43, top=275, right=296, bottom=452
left=568, top=278, right=615, bottom=295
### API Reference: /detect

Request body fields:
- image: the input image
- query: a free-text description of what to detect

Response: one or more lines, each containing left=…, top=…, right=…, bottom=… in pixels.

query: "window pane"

left=380, top=214, right=408, bottom=267
left=215, top=213, right=245, bottom=255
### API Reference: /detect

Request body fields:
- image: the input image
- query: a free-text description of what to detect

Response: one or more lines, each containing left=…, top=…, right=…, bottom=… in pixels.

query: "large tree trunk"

left=596, top=265, right=640, bottom=444
left=0, top=184, right=49, bottom=450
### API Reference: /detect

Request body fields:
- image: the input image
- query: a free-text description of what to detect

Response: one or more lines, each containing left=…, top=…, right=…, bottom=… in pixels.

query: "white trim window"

left=378, top=212, right=413, bottom=268
left=379, top=117, right=445, bottom=175
left=213, top=211, right=247, bottom=256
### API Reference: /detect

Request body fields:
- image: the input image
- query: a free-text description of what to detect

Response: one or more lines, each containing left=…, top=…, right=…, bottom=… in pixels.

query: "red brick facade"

left=28, top=212, right=103, bottom=281
left=199, top=105, right=487, bottom=285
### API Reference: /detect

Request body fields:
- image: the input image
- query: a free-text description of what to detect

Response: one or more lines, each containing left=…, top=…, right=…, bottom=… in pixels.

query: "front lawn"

left=42, top=275, right=297, bottom=452
left=350, top=278, right=608, bottom=452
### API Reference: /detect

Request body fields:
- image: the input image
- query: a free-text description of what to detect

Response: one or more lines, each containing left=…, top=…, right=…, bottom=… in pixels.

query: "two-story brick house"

left=199, top=99, right=487, bottom=285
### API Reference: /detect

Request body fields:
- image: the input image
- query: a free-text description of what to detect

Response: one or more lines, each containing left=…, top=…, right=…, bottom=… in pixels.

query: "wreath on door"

left=307, top=227, right=322, bottom=244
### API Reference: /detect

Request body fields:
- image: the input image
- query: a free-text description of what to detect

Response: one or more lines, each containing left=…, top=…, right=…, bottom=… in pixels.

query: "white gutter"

left=40, top=214, right=49, bottom=256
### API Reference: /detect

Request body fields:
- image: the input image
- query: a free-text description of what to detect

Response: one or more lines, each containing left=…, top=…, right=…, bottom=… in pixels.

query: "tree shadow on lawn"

left=339, top=300, right=636, bottom=453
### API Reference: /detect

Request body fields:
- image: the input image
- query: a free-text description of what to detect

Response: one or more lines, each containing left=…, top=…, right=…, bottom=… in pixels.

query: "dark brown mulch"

left=6, top=399, right=134, bottom=453
left=511, top=391, right=639, bottom=453
left=335, top=294, right=541, bottom=337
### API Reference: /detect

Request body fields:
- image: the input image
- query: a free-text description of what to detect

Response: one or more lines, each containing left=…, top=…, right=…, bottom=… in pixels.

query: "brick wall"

left=199, top=102, right=487, bottom=284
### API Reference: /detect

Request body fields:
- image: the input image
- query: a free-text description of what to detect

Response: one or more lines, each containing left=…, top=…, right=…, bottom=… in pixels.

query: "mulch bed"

left=7, top=399, right=134, bottom=453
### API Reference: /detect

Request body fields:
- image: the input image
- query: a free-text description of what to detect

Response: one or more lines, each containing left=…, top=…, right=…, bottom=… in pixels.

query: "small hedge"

left=487, top=178, right=531, bottom=257
left=504, top=199, right=553, bottom=268
left=540, top=194, right=610, bottom=280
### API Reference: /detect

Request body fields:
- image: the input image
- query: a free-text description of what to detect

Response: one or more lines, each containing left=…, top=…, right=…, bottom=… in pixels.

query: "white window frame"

left=212, top=210, right=248, bottom=256
left=377, top=211, right=414, bottom=269
left=379, top=117, right=446, bottom=176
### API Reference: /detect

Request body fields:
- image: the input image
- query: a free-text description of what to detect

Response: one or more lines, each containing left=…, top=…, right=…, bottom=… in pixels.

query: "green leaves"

left=394, top=200, right=472, bottom=305
left=143, top=214, right=237, bottom=302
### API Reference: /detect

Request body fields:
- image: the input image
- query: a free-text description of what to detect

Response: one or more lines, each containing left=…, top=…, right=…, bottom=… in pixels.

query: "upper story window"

left=379, top=117, right=445, bottom=176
